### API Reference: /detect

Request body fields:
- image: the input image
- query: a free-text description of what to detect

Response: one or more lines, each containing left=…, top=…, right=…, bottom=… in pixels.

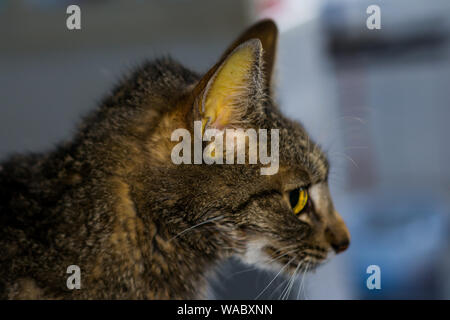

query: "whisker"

left=169, top=215, right=223, bottom=241
left=297, top=262, right=310, bottom=300
left=328, top=151, right=359, bottom=169
left=342, top=146, right=368, bottom=150
left=316, top=115, right=367, bottom=150
left=254, top=257, right=295, bottom=300
left=268, top=277, right=289, bottom=299
left=281, top=262, right=301, bottom=300
left=225, top=250, right=296, bottom=280
left=289, top=263, right=303, bottom=300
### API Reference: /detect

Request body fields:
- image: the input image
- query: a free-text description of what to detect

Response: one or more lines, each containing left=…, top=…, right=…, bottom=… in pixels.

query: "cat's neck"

left=111, top=177, right=236, bottom=299
left=142, top=216, right=226, bottom=299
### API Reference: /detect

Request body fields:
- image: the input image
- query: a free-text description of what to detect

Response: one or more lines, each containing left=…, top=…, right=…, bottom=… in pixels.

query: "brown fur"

left=0, top=20, right=349, bottom=299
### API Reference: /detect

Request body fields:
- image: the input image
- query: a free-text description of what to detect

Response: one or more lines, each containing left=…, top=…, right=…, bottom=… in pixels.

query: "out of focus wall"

left=1, top=0, right=449, bottom=299
left=0, top=0, right=248, bottom=156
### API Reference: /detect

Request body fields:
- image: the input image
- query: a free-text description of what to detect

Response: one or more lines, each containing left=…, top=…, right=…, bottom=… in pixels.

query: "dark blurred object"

left=321, top=0, right=450, bottom=57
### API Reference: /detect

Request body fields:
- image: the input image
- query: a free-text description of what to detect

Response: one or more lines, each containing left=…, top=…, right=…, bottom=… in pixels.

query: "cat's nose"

left=325, top=212, right=350, bottom=254
left=330, top=236, right=350, bottom=254
left=326, top=228, right=350, bottom=254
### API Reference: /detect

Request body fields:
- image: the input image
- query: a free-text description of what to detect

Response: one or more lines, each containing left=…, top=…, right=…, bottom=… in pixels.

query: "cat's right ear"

left=189, top=20, right=278, bottom=132
left=219, top=19, right=278, bottom=89
left=193, top=19, right=278, bottom=99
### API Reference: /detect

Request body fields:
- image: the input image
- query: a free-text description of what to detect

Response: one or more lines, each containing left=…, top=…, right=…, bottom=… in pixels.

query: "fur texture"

left=0, top=20, right=349, bottom=299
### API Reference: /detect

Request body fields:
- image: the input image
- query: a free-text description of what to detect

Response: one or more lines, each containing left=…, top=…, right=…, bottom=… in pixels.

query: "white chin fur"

left=239, top=240, right=282, bottom=273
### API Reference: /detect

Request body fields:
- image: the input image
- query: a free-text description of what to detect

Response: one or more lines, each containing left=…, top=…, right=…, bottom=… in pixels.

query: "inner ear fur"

left=191, top=20, right=279, bottom=131
left=219, top=19, right=278, bottom=89
left=193, top=19, right=278, bottom=102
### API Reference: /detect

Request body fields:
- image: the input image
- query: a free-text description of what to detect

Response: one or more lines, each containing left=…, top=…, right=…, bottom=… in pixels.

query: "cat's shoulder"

left=123, top=56, right=200, bottom=93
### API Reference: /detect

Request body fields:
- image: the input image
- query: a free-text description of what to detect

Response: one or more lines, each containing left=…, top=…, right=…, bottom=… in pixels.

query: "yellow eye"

left=289, top=188, right=308, bottom=215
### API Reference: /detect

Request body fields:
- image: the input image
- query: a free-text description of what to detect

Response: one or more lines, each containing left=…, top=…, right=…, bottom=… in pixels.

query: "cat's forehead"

left=272, top=112, right=329, bottom=184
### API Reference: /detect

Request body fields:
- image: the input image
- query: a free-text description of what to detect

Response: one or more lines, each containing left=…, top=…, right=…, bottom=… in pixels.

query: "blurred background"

left=1, top=0, right=449, bottom=299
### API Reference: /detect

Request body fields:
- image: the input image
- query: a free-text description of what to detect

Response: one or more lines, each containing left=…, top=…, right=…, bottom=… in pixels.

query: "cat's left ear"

left=192, top=39, right=264, bottom=131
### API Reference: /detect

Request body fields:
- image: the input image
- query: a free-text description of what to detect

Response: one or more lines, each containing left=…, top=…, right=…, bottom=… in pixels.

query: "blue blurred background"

left=0, top=0, right=449, bottom=299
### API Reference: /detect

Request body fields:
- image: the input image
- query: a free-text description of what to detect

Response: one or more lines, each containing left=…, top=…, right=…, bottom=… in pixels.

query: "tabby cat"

left=0, top=20, right=350, bottom=299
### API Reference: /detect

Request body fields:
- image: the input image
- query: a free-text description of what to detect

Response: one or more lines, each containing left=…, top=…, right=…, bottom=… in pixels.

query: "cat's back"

left=0, top=152, right=64, bottom=251
left=0, top=153, right=50, bottom=296
left=0, top=57, right=198, bottom=250
left=0, top=153, right=48, bottom=223
left=0, top=57, right=202, bottom=299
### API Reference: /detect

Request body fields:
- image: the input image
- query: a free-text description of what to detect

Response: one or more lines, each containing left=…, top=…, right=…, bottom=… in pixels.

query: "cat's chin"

left=238, top=240, right=328, bottom=275
left=284, top=257, right=325, bottom=274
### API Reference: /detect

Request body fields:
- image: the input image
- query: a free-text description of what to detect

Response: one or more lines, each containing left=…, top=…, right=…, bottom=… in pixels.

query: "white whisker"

left=169, top=215, right=223, bottom=241
left=254, top=257, right=295, bottom=300
left=281, top=262, right=301, bottom=300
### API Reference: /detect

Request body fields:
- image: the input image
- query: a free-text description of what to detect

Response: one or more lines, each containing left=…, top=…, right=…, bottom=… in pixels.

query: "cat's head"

left=145, top=20, right=350, bottom=274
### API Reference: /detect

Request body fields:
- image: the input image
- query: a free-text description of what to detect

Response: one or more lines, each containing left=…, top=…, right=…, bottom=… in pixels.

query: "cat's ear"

left=192, top=39, right=264, bottom=131
left=219, top=19, right=278, bottom=89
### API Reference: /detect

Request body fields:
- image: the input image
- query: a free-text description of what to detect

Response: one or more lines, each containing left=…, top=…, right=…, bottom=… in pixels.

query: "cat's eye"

left=289, top=188, right=308, bottom=215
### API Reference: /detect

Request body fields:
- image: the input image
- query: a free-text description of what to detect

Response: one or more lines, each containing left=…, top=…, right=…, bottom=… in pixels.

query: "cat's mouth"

left=262, top=245, right=329, bottom=274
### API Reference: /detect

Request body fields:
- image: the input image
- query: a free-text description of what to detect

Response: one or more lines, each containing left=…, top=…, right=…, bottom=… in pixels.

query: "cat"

left=0, top=19, right=350, bottom=299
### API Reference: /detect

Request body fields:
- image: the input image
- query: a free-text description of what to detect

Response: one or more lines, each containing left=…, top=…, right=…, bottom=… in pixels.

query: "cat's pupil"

left=289, top=188, right=300, bottom=209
